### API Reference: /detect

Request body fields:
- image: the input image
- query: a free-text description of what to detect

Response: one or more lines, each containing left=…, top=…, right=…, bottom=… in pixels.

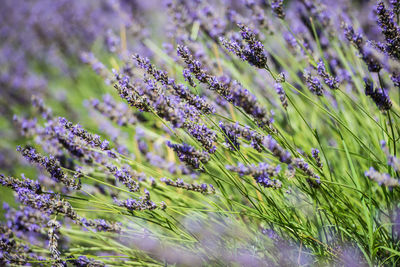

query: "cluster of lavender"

left=59, top=117, right=111, bottom=151
left=90, top=95, right=138, bottom=126
left=303, top=70, right=324, bottom=96
left=3, top=203, right=49, bottom=233
left=0, top=224, right=44, bottom=265
left=3, top=0, right=400, bottom=265
left=47, top=220, right=63, bottom=266
left=17, top=146, right=81, bottom=190
left=114, top=69, right=217, bottom=152
left=166, top=142, right=210, bottom=169
left=311, top=148, right=323, bottom=169
left=219, top=122, right=264, bottom=152
left=227, top=162, right=282, bottom=189
left=264, top=136, right=320, bottom=186
left=0, top=0, right=138, bottom=113
left=106, top=164, right=140, bottom=192
left=375, top=1, right=400, bottom=61
left=160, top=178, right=215, bottom=194
left=177, top=45, right=273, bottom=128
left=221, top=24, right=268, bottom=69
left=316, top=60, right=339, bottom=90
left=343, top=24, right=382, bottom=73
left=114, top=189, right=165, bottom=212
left=0, top=173, right=120, bottom=232
left=134, top=54, right=215, bottom=114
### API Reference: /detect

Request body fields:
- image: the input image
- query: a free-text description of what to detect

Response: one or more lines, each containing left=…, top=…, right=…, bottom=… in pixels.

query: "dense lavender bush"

left=1, top=0, right=400, bottom=266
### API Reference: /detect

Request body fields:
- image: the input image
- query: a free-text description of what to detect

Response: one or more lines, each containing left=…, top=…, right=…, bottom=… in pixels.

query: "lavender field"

left=1, top=0, right=400, bottom=266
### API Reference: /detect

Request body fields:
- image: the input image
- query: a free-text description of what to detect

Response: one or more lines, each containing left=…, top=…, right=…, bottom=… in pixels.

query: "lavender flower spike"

left=227, top=162, right=282, bottom=189
left=304, top=70, right=324, bottom=96
left=167, top=141, right=210, bottom=169
left=311, top=148, right=323, bottom=169
left=316, top=60, right=339, bottom=89
left=161, top=178, right=215, bottom=194
left=47, top=220, right=65, bottom=267
left=271, top=0, right=285, bottom=19
left=221, top=24, right=268, bottom=69
left=381, top=140, right=400, bottom=171
left=134, top=54, right=215, bottom=114
left=17, top=146, right=80, bottom=190
left=375, top=1, right=400, bottom=60
left=363, top=78, right=392, bottom=111
left=59, top=117, right=111, bottom=151
left=365, top=167, right=399, bottom=187
left=275, top=82, right=288, bottom=109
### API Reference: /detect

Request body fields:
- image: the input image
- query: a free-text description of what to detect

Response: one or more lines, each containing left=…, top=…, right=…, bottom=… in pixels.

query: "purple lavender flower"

left=0, top=174, right=42, bottom=194
left=3, top=203, right=49, bottom=233
left=106, top=164, right=140, bottom=192
left=227, top=162, right=282, bottom=189
left=365, top=167, right=399, bottom=187
left=79, top=218, right=122, bottom=233
left=271, top=0, right=285, bottom=19
left=134, top=54, right=215, bottom=114
left=185, top=122, right=217, bottom=153
left=0, top=223, right=43, bottom=265
left=375, top=1, right=400, bottom=60
left=221, top=24, right=268, bottom=69
left=316, top=60, right=339, bottom=89
left=47, top=220, right=65, bottom=266
left=114, top=190, right=158, bottom=211
left=264, top=135, right=292, bottom=164
left=304, top=70, right=323, bottom=96
left=311, top=148, right=323, bottom=169
left=274, top=83, right=288, bottom=109
left=219, top=122, right=241, bottom=151
left=177, top=45, right=273, bottom=128
left=391, top=73, right=400, bottom=88
left=292, top=158, right=321, bottom=187
left=391, top=0, right=400, bottom=15
left=381, top=140, right=400, bottom=171
left=15, top=188, right=79, bottom=220
left=31, top=95, right=53, bottom=120
left=67, top=255, right=105, bottom=267
left=17, top=146, right=80, bottom=189
left=59, top=117, right=112, bottom=151
left=166, top=141, right=210, bottom=169
left=219, top=122, right=264, bottom=152
left=363, top=78, right=392, bottom=111
left=91, top=95, right=137, bottom=126
left=161, top=177, right=215, bottom=194
left=343, top=24, right=382, bottom=72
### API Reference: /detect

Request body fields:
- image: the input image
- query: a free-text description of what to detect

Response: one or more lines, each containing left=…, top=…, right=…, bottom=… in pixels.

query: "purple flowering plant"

left=1, top=0, right=400, bottom=266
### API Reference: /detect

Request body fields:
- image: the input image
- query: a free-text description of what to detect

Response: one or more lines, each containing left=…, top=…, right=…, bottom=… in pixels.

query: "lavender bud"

left=166, top=141, right=210, bottom=169
left=304, top=70, right=324, bottom=96
left=47, top=220, right=65, bottom=267
left=161, top=177, right=215, bottom=194
left=271, top=0, right=285, bottom=19
left=274, top=83, right=288, bottom=109
left=375, top=1, right=400, bottom=60
left=227, top=162, right=282, bottom=189
left=311, top=148, right=323, bottom=169
left=363, top=78, right=392, bottom=111
left=59, top=117, right=111, bottom=151
left=17, top=146, right=80, bottom=190
left=316, top=60, right=339, bottom=89
left=114, top=191, right=159, bottom=211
